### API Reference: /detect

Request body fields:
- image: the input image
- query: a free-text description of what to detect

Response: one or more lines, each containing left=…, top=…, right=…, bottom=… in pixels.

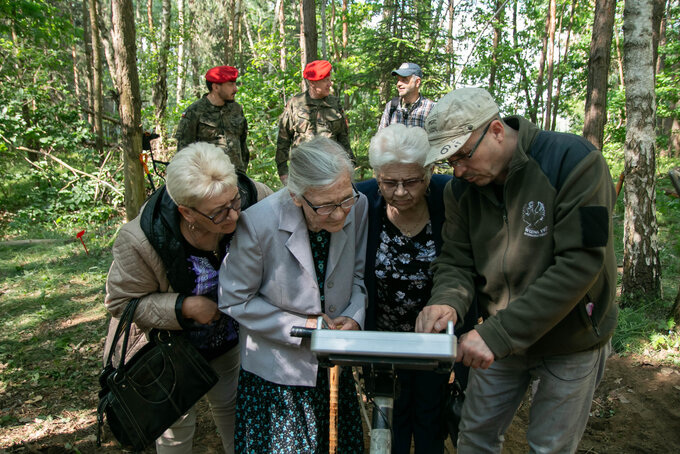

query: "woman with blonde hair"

left=104, top=142, right=270, bottom=453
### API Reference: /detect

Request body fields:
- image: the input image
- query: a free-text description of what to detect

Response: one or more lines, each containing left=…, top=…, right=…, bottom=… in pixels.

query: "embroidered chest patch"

left=522, top=201, right=549, bottom=238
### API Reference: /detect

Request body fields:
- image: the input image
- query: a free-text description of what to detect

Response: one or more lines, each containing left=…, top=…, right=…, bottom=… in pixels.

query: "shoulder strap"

left=388, top=96, right=401, bottom=119
left=236, top=171, right=259, bottom=211
left=104, top=298, right=140, bottom=369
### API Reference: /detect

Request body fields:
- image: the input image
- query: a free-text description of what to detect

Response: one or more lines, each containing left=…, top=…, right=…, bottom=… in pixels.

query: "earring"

left=189, top=222, right=196, bottom=231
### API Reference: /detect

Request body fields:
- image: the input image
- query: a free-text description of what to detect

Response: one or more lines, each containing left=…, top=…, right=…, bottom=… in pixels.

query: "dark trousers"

left=392, top=368, right=448, bottom=454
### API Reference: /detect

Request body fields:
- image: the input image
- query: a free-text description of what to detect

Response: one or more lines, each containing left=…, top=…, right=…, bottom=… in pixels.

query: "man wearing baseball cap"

left=415, top=87, right=618, bottom=452
left=276, top=60, right=353, bottom=184
left=378, top=62, right=434, bottom=130
left=175, top=65, right=250, bottom=172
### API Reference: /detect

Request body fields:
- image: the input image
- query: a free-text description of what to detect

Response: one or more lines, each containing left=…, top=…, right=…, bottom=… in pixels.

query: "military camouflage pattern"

left=276, top=91, right=353, bottom=176
left=175, top=96, right=249, bottom=172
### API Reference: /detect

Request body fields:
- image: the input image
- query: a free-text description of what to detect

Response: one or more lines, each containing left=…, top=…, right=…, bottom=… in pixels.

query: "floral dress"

left=234, top=229, right=364, bottom=453
left=373, top=209, right=449, bottom=454
left=374, top=212, right=436, bottom=332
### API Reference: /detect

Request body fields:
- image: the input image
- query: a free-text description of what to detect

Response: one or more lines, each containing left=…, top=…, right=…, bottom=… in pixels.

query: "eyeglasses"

left=446, top=121, right=492, bottom=167
left=192, top=195, right=242, bottom=224
left=301, top=187, right=360, bottom=216
left=378, top=177, right=425, bottom=194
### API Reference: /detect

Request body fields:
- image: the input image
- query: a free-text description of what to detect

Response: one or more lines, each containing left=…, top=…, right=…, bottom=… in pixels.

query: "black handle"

left=290, top=326, right=314, bottom=338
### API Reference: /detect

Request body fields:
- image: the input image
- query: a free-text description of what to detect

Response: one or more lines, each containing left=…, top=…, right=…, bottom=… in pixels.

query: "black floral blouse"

left=374, top=209, right=436, bottom=332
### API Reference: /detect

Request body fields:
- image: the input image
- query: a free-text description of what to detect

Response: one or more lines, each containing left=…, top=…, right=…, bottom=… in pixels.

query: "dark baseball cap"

left=391, top=62, right=423, bottom=78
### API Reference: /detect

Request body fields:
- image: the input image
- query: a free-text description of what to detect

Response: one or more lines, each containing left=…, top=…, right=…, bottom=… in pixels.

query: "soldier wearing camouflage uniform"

left=276, top=60, right=353, bottom=184
left=175, top=66, right=249, bottom=173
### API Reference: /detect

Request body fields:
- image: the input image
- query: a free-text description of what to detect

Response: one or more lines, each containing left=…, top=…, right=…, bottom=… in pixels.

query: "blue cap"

left=391, top=62, right=423, bottom=78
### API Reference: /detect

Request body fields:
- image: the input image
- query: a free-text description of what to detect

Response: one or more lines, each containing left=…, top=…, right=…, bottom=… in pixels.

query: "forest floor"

left=1, top=352, right=679, bottom=453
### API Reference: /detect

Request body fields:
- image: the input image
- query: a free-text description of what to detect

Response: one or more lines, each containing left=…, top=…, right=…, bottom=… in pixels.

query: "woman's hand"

left=305, top=313, right=334, bottom=329
left=330, top=316, right=360, bottom=331
left=182, top=296, right=220, bottom=324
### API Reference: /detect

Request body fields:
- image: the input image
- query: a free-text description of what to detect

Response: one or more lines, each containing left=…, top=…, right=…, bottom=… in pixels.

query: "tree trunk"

left=176, top=0, right=186, bottom=102
left=622, top=0, right=661, bottom=299
left=302, top=0, right=318, bottom=65
left=82, top=0, right=94, bottom=125
left=488, top=0, right=504, bottom=95
left=70, top=14, right=82, bottom=120
left=531, top=18, right=549, bottom=125
left=672, top=286, right=680, bottom=327
left=111, top=0, right=145, bottom=221
left=447, top=0, right=455, bottom=87
left=96, top=0, right=119, bottom=97
left=330, top=0, right=339, bottom=61
left=651, top=0, right=666, bottom=75
left=233, top=0, right=241, bottom=66
left=342, top=0, right=349, bottom=109
left=342, top=0, right=348, bottom=59
left=152, top=0, right=171, bottom=142
left=614, top=25, right=626, bottom=88
left=320, top=0, right=328, bottom=60
left=277, top=0, right=286, bottom=71
left=583, top=0, right=616, bottom=150
left=299, top=1, right=306, bottom=90
left=224, top=0, right=236, bottom=64
left=513, top=0, right=532, bottom=114
left=87, top=0, right=104, bottom=155
left=551, top=0, right=577, bottom=131
left=543, top=0, right=556, bottom=130
left=147, top=0, right=156, bottom=53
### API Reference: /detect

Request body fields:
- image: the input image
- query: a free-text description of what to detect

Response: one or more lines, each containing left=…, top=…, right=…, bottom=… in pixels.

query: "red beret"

left=303, top=60, right=332, bottom=81
left=205, top=66, right=238, bottom=83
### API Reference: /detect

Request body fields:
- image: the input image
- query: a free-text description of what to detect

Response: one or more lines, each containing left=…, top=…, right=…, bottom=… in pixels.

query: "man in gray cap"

left=415, top=87, right=618, bottom=453
left=378, top=62, right=434, bottom=130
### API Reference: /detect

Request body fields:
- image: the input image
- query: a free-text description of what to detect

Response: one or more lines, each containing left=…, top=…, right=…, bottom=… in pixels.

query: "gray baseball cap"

left=391, top=62, right=423, bottom=78
left=425, top=87, right=499, bottom=166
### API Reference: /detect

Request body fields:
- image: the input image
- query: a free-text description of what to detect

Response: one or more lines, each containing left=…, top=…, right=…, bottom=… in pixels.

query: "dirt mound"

left=501, top=354, right=680, bottom=454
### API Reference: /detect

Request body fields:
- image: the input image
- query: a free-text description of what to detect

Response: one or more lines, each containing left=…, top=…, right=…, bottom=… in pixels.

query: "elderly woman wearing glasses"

left=355, top=123, right=477, bottom=453
left=104, top=142, right=271, bottom=453
left=218, top=136, right=367, bottom=453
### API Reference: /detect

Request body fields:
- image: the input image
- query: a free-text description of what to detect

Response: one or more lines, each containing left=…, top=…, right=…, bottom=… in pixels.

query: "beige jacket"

left=103, top=181, right=273, bottom=365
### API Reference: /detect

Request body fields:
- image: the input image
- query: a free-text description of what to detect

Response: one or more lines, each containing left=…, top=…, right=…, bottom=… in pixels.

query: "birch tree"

left=622, top=0, right=661, bottom=298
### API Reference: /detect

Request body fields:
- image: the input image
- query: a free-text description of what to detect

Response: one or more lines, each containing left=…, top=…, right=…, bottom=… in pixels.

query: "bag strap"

left=98, top=298, right=139, bottom=447
left=104, top=298, right=141, bottom=369
left=388, top=96, right=401, bottom=120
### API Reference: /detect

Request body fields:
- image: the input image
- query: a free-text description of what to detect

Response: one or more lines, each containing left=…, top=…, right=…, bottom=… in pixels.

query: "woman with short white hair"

left=357, top=124, right=477, bottom=453
left=104, top=142, right=271, bottom=453
left=219, top=136, right=367, bottom=453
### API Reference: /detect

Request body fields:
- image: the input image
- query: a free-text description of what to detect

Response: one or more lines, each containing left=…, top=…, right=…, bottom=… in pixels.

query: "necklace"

left=387, top=203, right=429, bottom=237
left=180, top=218, right=222, bottom=255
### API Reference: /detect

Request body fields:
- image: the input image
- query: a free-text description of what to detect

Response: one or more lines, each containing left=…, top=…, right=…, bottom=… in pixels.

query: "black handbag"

left=96, top=298, right=220, bottom=451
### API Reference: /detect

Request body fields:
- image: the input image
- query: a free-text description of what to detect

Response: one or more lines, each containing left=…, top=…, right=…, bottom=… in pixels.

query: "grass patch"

left=0, top=233, right=117, bottom=423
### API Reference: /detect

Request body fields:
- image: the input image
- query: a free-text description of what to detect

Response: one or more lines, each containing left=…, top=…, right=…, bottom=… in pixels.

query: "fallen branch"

left=18, top=146, right=123, bottom=198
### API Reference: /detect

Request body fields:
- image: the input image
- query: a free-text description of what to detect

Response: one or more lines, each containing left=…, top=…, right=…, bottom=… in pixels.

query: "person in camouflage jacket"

left=276, top=60, right=353, bottom=183
left=175, top=66, right=249, bottom=173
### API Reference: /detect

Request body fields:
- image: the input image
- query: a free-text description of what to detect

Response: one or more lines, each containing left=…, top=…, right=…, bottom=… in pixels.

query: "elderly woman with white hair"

left=104, top=142, right=271, bottom=453
left=219, top=136, right=367, bottom=453
left=356, top=123, right=477, bottom=453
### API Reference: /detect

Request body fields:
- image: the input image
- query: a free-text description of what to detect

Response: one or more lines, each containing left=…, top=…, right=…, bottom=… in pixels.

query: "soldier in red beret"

left=175, top=65, right=250, bottom=173
left=276, top=60, right=353, bottom=184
